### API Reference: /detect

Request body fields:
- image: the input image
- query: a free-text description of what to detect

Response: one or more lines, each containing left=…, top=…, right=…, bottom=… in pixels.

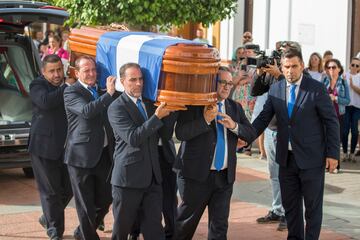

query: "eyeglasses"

left=351, top=64, right=360, bottom=68
left=218, top=79, right=234, bottom=87
left=243, top=36, right=252, bottom=39
left=327, top=66, right=337, bottom=70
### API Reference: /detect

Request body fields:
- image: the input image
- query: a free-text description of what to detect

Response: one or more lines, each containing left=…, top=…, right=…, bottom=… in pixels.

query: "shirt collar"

left=286, top=73, right=303, bottom=87
left=217, top=99, right=225, bottom=105
left=78, top=79, right=97, bottom=90
left=125, top=91, right=142, bottom=105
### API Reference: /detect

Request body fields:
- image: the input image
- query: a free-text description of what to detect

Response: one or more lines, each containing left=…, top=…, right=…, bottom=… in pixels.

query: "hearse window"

left=0, top=46, right=34, bottom=95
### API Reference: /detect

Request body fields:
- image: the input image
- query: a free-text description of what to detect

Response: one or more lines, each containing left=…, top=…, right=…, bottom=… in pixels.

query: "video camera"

left=244, top=44, right=282, bottom=69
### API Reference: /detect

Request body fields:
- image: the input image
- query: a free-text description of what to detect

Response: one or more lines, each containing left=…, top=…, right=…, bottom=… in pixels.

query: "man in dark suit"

left=252, top=48, right=340, bottom=240
left=28, top=54, right=73, bottom=240
left=174, top=66, right=256, bottom=239
left=64, top=56, right=116, bottom=240
left=107, top=62, right=174, bottom=240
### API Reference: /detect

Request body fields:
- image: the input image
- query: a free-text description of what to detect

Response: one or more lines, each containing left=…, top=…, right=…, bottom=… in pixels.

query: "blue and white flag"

left=96, top=31, right=197, bottom=101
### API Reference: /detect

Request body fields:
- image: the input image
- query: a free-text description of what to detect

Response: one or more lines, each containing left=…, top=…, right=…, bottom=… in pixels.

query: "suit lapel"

left=143, top=98, right=155, bottom=119
left=290, top=77, right=308, bottom=120
left=224, top=99, right=232, bottom=140
left=280, top=80, right=289, bottom=120
left=74, top=81, right=93, bottom=102
left=121, top=93, right=145, bottom=125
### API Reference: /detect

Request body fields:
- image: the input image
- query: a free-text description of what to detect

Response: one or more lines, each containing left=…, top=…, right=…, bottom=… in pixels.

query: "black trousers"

left=130, top=146, right=178, bottom=240
left=31, top=154, right=73, bottom=238
left=279, top=151, right=325, bottom=240
left=159, top=146, right=178, bottom=239
left=175, top=170, right=233, bottom=240
left=112, top=182, right=165, bottom=240
left=67, top=148, right=112, bottom=240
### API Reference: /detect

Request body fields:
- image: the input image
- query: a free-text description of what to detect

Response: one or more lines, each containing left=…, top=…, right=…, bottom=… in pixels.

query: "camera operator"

left=252, top=41, right=311, bottom=96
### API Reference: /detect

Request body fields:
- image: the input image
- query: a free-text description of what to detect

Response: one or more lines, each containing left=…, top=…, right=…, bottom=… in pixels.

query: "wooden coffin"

left=69, top=26, right=220, bottom=110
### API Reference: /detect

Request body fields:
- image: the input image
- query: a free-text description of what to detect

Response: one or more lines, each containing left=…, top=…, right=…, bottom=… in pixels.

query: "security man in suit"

left=174, top=66, right=256, bottom=239
left=251, top=48, right=339, bottom=239
left=107, top=62, right=174, bottom=240
left=63, top=56, right=116, bottom=240
left=28, top=54, right=73, bottom=240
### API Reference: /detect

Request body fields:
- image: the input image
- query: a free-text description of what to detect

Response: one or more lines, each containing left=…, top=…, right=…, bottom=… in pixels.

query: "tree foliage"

left=51, top=0, right=238, bottom=29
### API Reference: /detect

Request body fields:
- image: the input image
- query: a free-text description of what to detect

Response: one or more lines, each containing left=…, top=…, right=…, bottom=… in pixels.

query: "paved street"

left=0, top=151, right=359, bottom=239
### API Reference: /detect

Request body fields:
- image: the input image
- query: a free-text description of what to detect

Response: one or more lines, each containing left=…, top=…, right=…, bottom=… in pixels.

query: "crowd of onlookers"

left=30, top=28, right=70, bottom=74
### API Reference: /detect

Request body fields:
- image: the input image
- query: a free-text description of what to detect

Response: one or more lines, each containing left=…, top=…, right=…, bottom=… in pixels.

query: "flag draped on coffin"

left=96, top=32, right=197, bottom=101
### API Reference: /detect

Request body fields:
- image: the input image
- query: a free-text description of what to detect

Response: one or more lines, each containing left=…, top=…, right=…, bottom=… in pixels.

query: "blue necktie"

left=88, top=86, right=99, bottom=100
left=136, top=98, right=148, bottom=120
left=288, top=84, right=297, bottom=117
left=215, top=102, right=225, bottom=171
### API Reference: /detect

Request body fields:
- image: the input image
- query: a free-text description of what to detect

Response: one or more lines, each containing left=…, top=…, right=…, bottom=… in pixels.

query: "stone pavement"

left=0, top=151, right=359, bottom=239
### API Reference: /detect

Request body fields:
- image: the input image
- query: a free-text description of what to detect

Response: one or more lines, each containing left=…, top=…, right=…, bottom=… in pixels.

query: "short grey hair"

left=119, top=62, right=141, bottom=79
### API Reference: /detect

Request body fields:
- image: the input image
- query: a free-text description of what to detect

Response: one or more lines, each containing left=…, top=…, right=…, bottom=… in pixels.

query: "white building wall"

left=232, top=0, right=246, bottom=49
left=213, top=0, right=246, bottom=60
left=252, top=0, right=270, bottom=48
left=252, top=0, right=351, bottom=67
left=268, top=0, right=291, bottom=49
left=220, top=19, right=231, bottom=60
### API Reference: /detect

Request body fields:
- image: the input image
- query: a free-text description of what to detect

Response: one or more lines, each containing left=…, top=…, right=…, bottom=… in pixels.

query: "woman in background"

left=342, top=57, right=360, bottom=163
left=323, top=59, right=350, bottom=173
left=306, top=52, right=324, bottom=81
left=47, top=35, right=69, bottom=61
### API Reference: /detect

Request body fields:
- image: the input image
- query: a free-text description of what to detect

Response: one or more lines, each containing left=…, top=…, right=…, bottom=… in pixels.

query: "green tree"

left=51, top=0, right=237, bottom=30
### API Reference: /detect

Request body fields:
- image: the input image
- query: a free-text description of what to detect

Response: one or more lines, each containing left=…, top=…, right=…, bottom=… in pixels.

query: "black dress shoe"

left=50, top=237, right=62, bottom=240
left=256, top=210, right=282, bottom=224
left=97, top=219, right=105, bottom=231
left=73, top=227, right=82, bottom=240
left=128, top=234, right=139, bottom=240
left=277, top=216, right=288, bottom=231
left=355, top=150, right=360, bottom=156
left=38, top=215, right=47, bottom=229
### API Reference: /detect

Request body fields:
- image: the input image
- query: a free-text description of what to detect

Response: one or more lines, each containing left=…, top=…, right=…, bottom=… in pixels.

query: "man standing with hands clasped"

left=64, top=56, right=116, bottom=240
left=174, top=66, right=255, bottom=239
left=251, top=48, right=340, bottom=240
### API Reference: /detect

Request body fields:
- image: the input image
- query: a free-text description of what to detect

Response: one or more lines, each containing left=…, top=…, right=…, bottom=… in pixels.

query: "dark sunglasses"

left=351, top=64, right=360, bottom=68
left=218, top=79, right=234, bottom=87
left=327, top=66, right=337, bottom=70
left=243, top=36, right=252, bottom=39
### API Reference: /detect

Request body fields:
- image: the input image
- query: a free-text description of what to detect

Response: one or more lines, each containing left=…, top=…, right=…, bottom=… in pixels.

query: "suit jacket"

left=63, top=81, right=115, bottom=168
left=160, top=139, right=176, bottom=164
left=28, top=76, right=67, bottom=160
left=108, top=93, right=174, bottom=188
left=252, top=76, right=340, bottom=169
left=175, top=99, right=256, bottom=184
